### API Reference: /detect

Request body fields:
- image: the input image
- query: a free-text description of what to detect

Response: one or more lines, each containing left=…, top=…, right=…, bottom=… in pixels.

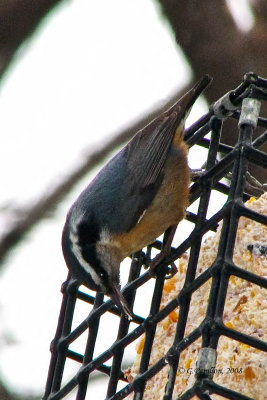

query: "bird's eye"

left=98, top=269, right=108, bottom=282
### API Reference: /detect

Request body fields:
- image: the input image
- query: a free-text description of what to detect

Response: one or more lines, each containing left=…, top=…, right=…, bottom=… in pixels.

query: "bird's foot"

left=150, top=247, right=170, bottom=270
left=165, top=262, right=178, bottom=279
left=149, top=249, right=177, bottom=279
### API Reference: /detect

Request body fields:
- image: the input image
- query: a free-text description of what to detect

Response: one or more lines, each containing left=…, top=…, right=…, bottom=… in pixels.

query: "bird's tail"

left=168, top=74, right=212, bottom=145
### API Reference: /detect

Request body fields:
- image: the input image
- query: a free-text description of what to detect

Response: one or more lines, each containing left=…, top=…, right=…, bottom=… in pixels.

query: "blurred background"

left=0, top=0, right=266, bottom=399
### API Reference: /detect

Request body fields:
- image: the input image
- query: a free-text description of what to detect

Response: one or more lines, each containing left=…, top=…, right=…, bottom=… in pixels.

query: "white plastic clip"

left=213, top=92, right=238, bottom=119
left=238, top=98, right=261, bottom=128
left=196, top=347, right=217, bottom=372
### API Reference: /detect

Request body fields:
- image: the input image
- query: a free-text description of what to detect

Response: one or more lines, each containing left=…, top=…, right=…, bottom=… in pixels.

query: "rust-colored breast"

left=114, top=138, right=190, bottom=257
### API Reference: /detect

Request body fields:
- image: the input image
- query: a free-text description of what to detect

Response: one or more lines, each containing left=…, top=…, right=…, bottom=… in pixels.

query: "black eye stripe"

left=80, top=243, right=109, bottom=284
left=75, top=218, right=109, bottom=284
left=77, top=218, right=100, bottom=246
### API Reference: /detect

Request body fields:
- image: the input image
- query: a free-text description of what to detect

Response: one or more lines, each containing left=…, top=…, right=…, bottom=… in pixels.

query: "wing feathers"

left=130, top=110, right=181, bottom=188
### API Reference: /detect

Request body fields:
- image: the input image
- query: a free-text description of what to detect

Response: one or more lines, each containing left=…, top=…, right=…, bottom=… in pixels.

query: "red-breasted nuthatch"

left=62, top=75, right=212, bottom=318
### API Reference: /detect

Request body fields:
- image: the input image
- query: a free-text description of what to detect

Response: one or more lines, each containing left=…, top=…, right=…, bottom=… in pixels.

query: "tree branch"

left=0, top=90, right=184, bottom=265
left=0, top=0, right=64, bottom=79
left=157, top=0, right=267, bottom=183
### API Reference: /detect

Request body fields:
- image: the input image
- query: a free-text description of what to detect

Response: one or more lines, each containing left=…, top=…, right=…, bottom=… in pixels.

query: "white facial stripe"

left=69, top=230, right=102, bottom=288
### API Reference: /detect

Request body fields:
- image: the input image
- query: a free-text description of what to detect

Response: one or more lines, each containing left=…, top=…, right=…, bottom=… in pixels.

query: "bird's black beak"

left=109, top=282, right=133, bottom=320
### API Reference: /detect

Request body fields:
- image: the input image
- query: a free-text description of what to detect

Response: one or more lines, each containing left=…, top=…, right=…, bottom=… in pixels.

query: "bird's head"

left=62, top=216, right=132, bottom=319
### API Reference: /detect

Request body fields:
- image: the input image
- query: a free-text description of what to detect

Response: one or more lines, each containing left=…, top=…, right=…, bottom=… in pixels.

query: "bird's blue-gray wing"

left=78, top=110, right=183, bottom=234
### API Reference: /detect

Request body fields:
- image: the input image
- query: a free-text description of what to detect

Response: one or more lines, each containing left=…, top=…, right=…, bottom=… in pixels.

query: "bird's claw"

left=148, top=249, right=178, bottom=279
left=165, top=263, right=178, bottom=279
left=149, top=248, right=170, bottom=271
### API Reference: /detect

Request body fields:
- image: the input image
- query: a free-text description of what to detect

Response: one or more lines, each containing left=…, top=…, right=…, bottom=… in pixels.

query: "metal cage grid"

left=44, top=73, right=267, bottom=400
